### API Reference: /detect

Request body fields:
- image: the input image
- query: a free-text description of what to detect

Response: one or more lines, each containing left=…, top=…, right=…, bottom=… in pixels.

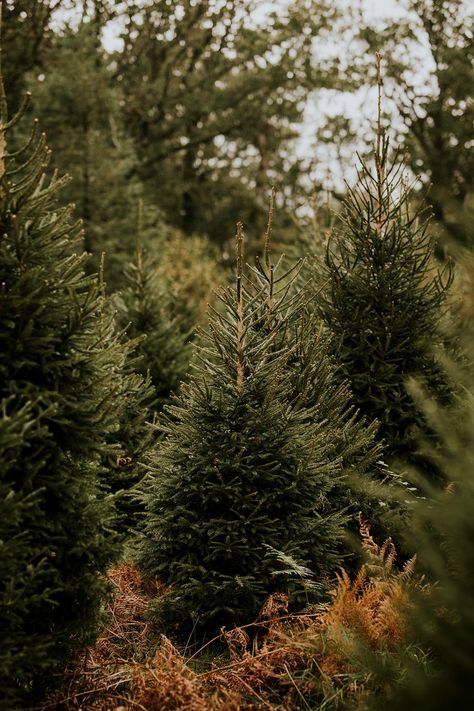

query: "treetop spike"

left=374, top=53, right=386, bottom=236
left=236, top=221, right=244, bottom=281
left=263, top=186, right=276, bottom=269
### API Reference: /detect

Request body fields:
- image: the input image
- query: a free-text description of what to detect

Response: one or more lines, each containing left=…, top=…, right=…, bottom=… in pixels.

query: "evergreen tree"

left=360, top=0, right=474, bottom=252
left=153, top=230, right=224, bottom=335
left=249, top=196, right=380, bottom=479
left=315, top=63, right=454, bottom=470
left=248, top=198, right=382, bottom=541
left=0, top=399, right=51, bottom=710
left=368, top=351, right=474, bottom=710
left=0, top=0, right=62, bottom=114
left=136, top=224, right=376, bottom=639
left=24, top=20, right=165, bottom=289
left=0, top=89, right=129, bottom=702
left=116, top=241, right=192, bottom=415
left=97, top=256, right=156, bottom=540
left=105, top=352, right=155, bottom=540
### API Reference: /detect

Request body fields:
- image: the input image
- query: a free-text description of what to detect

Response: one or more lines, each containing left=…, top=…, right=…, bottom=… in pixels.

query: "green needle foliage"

left=103, top=326, right=155, bottom=540
left=136, top=222, right=377, bottom=640
left=368, top=351, right=474, bottom=710
left=0, top=93, right=131, bottom=703
left=116, top=242, right=192, bottom=415
left=315, top=66, right=453, bottom=471
left=251, top=197, right=380, bottom=475
left=248, top=200, right=382, bottom=549
left=0, top=399, right=52, bottom=710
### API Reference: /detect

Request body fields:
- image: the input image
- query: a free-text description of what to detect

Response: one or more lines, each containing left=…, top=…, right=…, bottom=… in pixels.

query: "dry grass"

left=36, top=525, right=420, bottom=711
left=35, top=562, right=166, bottom=710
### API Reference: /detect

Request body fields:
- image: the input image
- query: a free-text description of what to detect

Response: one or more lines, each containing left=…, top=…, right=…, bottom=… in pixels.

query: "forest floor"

left=36, top=527, right=418, bottom=711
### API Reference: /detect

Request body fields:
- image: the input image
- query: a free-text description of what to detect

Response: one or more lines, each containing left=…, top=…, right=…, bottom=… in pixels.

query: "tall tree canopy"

left=114, top=0, right=338, bottom=247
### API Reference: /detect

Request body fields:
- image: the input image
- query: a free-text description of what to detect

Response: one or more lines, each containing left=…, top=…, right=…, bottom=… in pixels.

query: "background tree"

left=22, top=19, right=165, bottom=287
left=313, top=0, right=474, bottom=253
left=0, top=0, right=64, bottom=114
left=314, top=64, right=454, bottom=471
left=152, top=230, right=226, bottom=334
left=105, top=347, right=155, bottom=540
left=361, top=0, right=474, bottom=252
left=116, top=243, right=193, bottom=415
left=114, top=0, right=338, bottom=251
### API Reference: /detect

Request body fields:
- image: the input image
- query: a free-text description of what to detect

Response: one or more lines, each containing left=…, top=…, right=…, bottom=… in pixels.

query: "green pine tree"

left=250, top=195, right=380, bottom=477
left=104, top=356, right=155, bottom=540
left=99, top=254, right=156, bottom=540
left=0, top=88, right=130, bottom=703
left=0, top=398, right=52, bottom=710
left=116, top=239, right=192, bottom=415
left=136, top=223, right=376, bottom=640
left=367, top=349, right=474, bottom=710
left=314, top=60, right=454, bottom=472
left=22, top=20, right=166, bottom=289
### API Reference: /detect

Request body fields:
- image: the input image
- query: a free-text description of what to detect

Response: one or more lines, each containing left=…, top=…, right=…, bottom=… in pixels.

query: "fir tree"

left=315, top=58, right=453, bottom=471
left=136, top=223, right=376, bottom=639
left=0, top=399, right=52, bottom=710
left=116, top=237, right=192, bottom=415
left=368, top=351, right=474, bottom=710
left=0, top=88, right=129, bottom=702
left=104, top=352, right=155, bottom=540
left=96, top=254, right=156, bottom=540
left=154, top=230, right=224, bottom=336
left=251, top=193, right=380, bottom=477
left=360, top=1, right=474, bottom=252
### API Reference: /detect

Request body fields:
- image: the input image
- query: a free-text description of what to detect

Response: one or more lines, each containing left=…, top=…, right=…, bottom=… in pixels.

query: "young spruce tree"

left=0, top=88, right=129, bottom=703
left=99, top=254, right=155, bottom=540
left=137, top=221, right=377, bottom=639
left=116, top=235, right=192, bottom=415
left=367, top=350, right=474, bottom=710
left=315, top=57, right=453, bottom=470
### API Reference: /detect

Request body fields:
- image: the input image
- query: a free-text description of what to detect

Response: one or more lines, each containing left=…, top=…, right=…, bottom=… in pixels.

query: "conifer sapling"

left=0, top=82, right=131, bottom=703
left=315, top=55, right=453, bottom=471
left=137, top=218, right=377, bottom=639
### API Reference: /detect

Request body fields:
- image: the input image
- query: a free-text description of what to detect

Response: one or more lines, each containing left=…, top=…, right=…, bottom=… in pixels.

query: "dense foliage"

left=116, top=247, right=192, bottom=415
left=314, top=114, right=454, bottom=468
left=0, top=95, right=133, bottom=704
left=136, top=228, right=377, bottom=638
left=1, top=0, right=473, bottom=706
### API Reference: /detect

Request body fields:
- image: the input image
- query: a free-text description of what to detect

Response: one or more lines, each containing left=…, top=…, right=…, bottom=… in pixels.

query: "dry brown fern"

left=129, top=635, right=240, bottom=711
left=321, top=519, right=418, bottom=677
left=37, top=525, right=422, bottom=711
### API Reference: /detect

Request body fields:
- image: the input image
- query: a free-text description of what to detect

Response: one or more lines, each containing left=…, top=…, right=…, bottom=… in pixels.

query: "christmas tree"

left=137, top=221, right=377, bottom=640
left=249, top=193, right=379, bottom=477
left=315, top=57, right=453, bottom=470
left=248, top=195, right=382, bottom=543
left=99, top=252, right=155, bottom=540
left=0, top=84, right=129, bottom=702
left=116, top=236, right=192, bottom=416
left=369, top=350, right=474, bottom=710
